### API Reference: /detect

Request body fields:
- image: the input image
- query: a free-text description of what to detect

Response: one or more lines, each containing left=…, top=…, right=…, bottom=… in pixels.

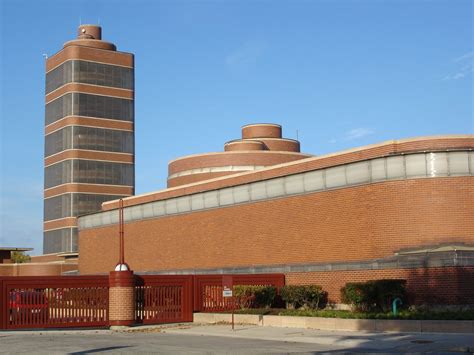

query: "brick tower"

left=43, top=25, right=135, bottom=253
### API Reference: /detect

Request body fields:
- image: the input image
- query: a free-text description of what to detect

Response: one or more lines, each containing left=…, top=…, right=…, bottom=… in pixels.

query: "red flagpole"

left=119, top=198, right=124, bottom=265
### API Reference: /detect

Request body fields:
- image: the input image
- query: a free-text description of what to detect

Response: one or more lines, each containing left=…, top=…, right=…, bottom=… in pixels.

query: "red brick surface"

left=79, top=177, right=474, bottom=275
left=109, top=287, right=135, bottom=321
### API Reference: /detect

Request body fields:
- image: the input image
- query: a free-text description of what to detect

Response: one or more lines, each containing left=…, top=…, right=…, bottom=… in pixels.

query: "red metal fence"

left=194, top=274, right=285, bottom=312
left=1, top=273, right=285, bottom=329
left=0, top=276, right=109, bottom=330
left=135, top=275, right=193, bottom=324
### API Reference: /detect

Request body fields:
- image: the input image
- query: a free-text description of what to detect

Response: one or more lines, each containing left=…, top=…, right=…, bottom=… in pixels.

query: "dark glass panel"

left=45, top=61, right=72, bottom=94
left=44, top=126, right=73, bottom=157
left=43, top=228, right=73, bottom=253
left=73, top=126, right=134, bottom=154
left=44, top=160, right=72, bottom=189
left=46, top=60, right=133, bottom=95
left=44, top=193, right=127, bottom=221
left=44, top=194, right=72, bottom=221
left=72, top=93, right=134, bottom=121
left=72, top=193, right=126, bottom=217
left=72, top=60, right=134, bottom=90
left=45, top=93, right=73, bottom=125
left=71, top=228, right=78, bottom=252
left=45, top=159, right=133, bottom=188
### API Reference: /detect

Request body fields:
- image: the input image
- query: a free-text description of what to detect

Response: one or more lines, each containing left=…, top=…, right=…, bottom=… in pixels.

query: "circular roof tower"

left=167, top=123, right=312, bottom=187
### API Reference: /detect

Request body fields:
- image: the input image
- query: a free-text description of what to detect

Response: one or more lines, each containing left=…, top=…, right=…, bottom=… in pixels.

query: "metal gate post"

left=0, top=279, right=5, bottom=330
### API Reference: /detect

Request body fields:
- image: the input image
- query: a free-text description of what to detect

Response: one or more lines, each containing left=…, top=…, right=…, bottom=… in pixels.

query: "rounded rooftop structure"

left=64, top=25, right=117, bottom=51
left=167, top=123, right=312, bottom=187
left=224, top=140, right=265, bottom=151
left=242, top=123, right=282, bottom=139
left=77, top=25, right=102, bottom=40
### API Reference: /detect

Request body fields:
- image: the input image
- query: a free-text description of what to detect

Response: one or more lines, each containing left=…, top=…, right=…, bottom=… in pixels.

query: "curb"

left=193, top=313, right=474, bottom=334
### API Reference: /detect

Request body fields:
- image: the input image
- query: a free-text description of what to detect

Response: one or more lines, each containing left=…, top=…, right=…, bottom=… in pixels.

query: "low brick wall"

left=193, top=313, right=474, bottom=334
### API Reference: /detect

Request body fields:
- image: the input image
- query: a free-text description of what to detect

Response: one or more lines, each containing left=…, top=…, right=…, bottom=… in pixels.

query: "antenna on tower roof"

left=79, top=17, right=82, bottom=25
left=98, top=17, right=100, bottom=25
left=42, top=53, right=48, bottom=60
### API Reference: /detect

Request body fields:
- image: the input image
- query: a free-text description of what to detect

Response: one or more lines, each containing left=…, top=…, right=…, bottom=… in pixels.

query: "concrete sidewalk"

left=157, top=323, right=474, bottom=353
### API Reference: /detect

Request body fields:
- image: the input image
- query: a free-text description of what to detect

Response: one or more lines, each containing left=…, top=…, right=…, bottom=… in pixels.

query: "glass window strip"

left=44, top=159, right=134, bottom=188
left=78, top=151, right=474, bottom=230
left=45, top=93, right=134, bottom=125
left=44, top=193, right=128, bottom=221
left=43, top=228, right=73, bottom=253
left=45, top=60, right=134, bottom=94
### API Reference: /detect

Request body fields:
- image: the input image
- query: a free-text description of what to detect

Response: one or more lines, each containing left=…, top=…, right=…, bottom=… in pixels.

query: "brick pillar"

left=109, top=270, right=135, bottom=327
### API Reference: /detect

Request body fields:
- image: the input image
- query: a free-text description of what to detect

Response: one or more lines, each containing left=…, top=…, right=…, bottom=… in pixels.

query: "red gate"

left=135, top=275, right=193, bottom=324
left=0, top=276, right=109, bottom=330
left=1, top=273, right=284, bottom=329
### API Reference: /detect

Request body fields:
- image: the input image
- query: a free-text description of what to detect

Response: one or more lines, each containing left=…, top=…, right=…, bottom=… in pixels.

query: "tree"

left=11, top=251, right=31, bottom=264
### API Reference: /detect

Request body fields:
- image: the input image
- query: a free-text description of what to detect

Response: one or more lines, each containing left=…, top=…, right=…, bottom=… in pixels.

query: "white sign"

left=223, top=288, right=233, bottom=297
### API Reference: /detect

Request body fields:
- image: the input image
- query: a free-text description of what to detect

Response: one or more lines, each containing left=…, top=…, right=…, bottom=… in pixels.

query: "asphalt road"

left=0, top=324, right=473, bottom=354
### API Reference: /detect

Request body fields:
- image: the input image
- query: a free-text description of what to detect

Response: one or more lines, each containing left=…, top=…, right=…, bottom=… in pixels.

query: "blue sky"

left=0, top=0, right=472, bottom=255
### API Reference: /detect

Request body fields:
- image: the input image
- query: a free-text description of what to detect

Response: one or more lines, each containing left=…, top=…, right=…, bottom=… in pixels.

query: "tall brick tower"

left=43, top=25, right=135, bottom=254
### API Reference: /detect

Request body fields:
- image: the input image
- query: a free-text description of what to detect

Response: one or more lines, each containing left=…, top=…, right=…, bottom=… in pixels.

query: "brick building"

left=44, top=25, right=135, bottom=254
left=78, top=126, right=474, bottom=305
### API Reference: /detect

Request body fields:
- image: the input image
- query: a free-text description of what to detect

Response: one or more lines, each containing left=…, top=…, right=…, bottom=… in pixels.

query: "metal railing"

left=1, top=276, right=109, bottom=330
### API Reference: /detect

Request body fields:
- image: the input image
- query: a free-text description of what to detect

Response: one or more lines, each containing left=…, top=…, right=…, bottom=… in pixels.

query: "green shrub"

left=233, top=285, right=276, bottom=309
left=341, top=279, right=406, bottom=312
left=280, top=285, right=325, bottom=309
left=372, top=279, right=407, bottom=312
left=340, top=282, right=372, bottom=311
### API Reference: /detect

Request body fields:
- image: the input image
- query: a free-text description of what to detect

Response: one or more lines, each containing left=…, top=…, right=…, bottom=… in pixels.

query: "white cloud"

left=443, top=65, right=473, bottom=81
left=344, top=128, right=375, bottom=140
left=454, top=52, right=473, bottom=62
left=329, top=127, right=375, bottom=143
left=225, top=39, right=267, bottom=69
left=443, top=52, right=473, bottom=80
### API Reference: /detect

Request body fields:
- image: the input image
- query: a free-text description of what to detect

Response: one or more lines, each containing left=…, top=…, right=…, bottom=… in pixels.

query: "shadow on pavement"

left=69, top=345, right=132, bottom=354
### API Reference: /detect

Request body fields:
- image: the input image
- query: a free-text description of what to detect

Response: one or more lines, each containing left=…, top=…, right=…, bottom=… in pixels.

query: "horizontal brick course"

left=46, top=83, right=133, bottom=103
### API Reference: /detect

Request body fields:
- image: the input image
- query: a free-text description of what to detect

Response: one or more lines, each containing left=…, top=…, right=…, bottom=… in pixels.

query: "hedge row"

left=234, top=285, right=276, bottom=308
left=232, top=279, right=407, bottom=312
left=233, top=285, right=327, bottom=310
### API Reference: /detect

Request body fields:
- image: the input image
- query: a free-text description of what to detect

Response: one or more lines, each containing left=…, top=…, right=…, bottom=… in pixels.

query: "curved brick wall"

left=242, top=123, right=282, bottom=139
left=224, top=140, right=265, bottom=151
left=167, top=171, right=238, bottom=188
left=63, top=25, right=116, bottom=51
left=252, top=138, right=300, bottom=152
left=79, top=176, right=473, bottom=275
